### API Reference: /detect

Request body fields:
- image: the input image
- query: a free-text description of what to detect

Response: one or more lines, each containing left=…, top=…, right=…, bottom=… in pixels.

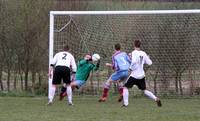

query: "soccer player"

left=59, top=54, right=100, bottom=100
left=48, top=45, right=77, bottom=105
left=122, top=40, right=162, bottom=107
left=99, top=43, right=131, bottom=102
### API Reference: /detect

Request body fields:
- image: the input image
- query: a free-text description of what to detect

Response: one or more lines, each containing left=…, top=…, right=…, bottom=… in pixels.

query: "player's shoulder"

left=65, top=51, right=74, bottom=57
left=113, top=51, right=126, bottom=57
left=132, top=50, right=139, bottom=54
left=57, top=51, right=66, bottom=54
left=132, top=50, right=147, bottom=57
left=55, top=51, right=63, bottom=56
left=133, top=50, right=146, bottom=54
left=120, top=51, right=127, bottom=55
left=140, top=51, right=148, bottom=57
left=79, top=58, right=86, bottom=62
left=141, top=50, right=147, bottom=54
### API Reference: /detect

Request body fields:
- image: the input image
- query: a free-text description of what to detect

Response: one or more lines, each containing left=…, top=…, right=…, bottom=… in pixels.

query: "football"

left=92, top=53, right=100, bottom=61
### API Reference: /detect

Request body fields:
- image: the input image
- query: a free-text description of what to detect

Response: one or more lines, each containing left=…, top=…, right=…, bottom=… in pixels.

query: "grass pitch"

left=0, top=96, right=200, bottom=121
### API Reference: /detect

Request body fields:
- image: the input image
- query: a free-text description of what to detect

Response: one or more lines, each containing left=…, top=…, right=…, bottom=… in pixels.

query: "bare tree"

left=12, top=0, right=53, bottom=91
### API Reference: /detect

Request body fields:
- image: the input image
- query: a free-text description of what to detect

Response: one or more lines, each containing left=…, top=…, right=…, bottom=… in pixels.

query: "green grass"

left=0, top=96, right=200, bottom=121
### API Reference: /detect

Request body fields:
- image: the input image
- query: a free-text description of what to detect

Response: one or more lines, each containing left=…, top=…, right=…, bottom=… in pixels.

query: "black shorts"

left=52, top=66, right=71, bottom=85
left=124, top=76, right=146, bottom=90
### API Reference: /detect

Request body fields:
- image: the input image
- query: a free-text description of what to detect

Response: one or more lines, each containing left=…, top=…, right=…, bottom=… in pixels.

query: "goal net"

left=49, top=10, right=200, bottom=96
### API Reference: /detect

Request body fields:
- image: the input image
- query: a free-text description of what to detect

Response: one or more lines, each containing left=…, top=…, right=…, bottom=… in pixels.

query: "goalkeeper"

left=59, top=54, right=100, bottom=100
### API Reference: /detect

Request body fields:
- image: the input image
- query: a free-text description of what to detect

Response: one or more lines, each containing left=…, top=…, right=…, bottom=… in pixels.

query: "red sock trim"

left=102, top=88, right=109, bottom=98
left=119, top=87, right=123, bottom=96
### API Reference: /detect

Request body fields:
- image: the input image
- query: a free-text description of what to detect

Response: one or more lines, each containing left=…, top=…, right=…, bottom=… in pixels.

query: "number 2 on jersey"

left=62, top=53, right=67, bottom=60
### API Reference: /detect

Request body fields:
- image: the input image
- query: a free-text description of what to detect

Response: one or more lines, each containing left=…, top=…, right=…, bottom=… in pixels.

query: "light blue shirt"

left=112, top=51, right=131, bottom=72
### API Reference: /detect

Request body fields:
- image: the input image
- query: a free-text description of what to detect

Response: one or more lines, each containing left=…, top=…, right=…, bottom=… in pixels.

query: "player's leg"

left=71, top=80, right=86, bottom=89
left=137, top=78, right=162, bottom=107
left=63, top=67, right=73, bottom=105
left=144, top=90, right=162, bottom=107
left=48, top=84, right=56, bottom=105
left=122, top=87, right=129, bottom=107
left=122, top=76, right=135, bottom=107
left=117, top=71, right=129, bottom=102
left=59, top=72, right=76, bottom=101
left=117, top=81, right=124, bottom=102
left=99, top=71, right=129, bottom=102
left=48, top=67, right=62, bottom=105
left=99, top=78, right=112, bottom=102
left=66, top=84, right=73, bottom=105
left=59, top=80, right=86, bottom=101
left=59, top=84, right=67, bottom=101
left=48, top=78, right=53, bottom=103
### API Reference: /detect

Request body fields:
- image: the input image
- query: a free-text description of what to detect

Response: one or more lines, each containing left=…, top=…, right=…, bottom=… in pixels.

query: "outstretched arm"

left=93, top=60, right=100, bottom=71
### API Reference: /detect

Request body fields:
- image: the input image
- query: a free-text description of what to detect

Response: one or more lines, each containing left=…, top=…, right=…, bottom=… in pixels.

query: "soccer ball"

left=92, top=54, right=100, bottom=61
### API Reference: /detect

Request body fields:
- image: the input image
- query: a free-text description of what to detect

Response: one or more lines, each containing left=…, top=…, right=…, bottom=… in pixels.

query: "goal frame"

left=48, top=9, right=200, bottom=99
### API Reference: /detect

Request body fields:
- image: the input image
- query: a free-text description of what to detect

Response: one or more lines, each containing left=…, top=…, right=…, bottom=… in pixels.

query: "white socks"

left=123, top=87, right=129, bottom=106
left=66, top=85, right=72, bottom=104
left=48, top=83, right=73, bottom=104
left=144, top=90, right=157, bottom=101
left=49, top=85, right=56, bottom=102
left=123, top=89, right=157, bottom=106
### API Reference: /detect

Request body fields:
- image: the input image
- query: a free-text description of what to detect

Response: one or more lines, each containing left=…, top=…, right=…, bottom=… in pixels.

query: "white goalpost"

left=49, top=10, right=200, bottom=97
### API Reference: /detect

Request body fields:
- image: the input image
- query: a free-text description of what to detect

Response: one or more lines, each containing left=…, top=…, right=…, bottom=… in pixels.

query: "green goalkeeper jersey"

left=75, top=59, right=99, bottom=81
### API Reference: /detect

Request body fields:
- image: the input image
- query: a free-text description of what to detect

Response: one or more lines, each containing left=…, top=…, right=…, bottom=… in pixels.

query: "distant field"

left=0, top=96, right=200, bottom=121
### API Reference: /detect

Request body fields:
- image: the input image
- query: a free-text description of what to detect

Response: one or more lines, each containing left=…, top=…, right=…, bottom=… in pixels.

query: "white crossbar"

left=50, top=9, right=200, bottom=15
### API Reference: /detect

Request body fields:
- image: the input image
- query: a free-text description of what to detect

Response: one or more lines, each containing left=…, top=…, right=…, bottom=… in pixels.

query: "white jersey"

left=130, top=50, right=152, bottom=79
left=51, top=51, right=77, bottom=72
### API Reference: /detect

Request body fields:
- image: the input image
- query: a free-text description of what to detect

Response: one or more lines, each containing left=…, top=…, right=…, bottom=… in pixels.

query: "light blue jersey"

left=112, top=51, right=131, bottom=72
left=109, top=51, right=131, bottom=81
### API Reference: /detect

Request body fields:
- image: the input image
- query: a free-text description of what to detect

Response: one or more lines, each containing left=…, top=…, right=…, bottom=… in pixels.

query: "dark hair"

left=114, top=43, right=121, bottom=51
left=63, top=45, right=69, bottom=51
left=134, top=40, right=141, bottom=48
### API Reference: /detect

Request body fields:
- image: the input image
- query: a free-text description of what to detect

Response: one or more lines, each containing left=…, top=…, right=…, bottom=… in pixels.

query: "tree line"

left=0, top=0, right=54, bottom=92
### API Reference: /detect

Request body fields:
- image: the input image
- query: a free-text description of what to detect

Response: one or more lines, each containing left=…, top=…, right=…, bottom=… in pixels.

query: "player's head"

left=114, top=43, right=121, bottom=51
left=134, top=40, right=141, bottom=48
left=63, top=45, right=69, bottom=51
left=84, top=54, right=92, bottom=61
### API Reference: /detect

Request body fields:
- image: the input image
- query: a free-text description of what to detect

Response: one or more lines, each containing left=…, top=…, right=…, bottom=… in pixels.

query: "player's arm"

left=51, top=53, right=58, bottom=66
left=106, top=56, right=115, bottom=70
left=93, top=60, right=100, bottom=71
left=70, top=55, right=77, bottom=73
left=48, top=54, right=58, bottom=78
left=105, top=63, right=112, bottom=67
left=85, top=54, right=92, bottom=61
left=144, top=53, right=152, bottom=66
left=126, top=53, right=131, bottom=65
left=48, top=66, right=54, bottom=79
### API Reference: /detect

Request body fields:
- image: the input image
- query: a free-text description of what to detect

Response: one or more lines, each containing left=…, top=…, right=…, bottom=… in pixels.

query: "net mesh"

left=52, top=13, right=200, bottom=96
